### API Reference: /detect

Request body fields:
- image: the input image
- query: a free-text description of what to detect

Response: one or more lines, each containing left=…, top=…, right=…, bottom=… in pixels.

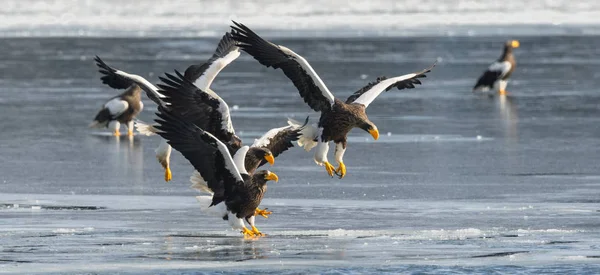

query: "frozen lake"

left=1, top=34, right=600, bottom=273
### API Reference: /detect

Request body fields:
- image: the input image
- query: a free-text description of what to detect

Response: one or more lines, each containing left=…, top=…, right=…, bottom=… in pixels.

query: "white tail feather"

left=135, top=120, right=158, bottom=136
left=288, top=118, right=318, bottom=152
left=190, top=170, right=212, bottom=194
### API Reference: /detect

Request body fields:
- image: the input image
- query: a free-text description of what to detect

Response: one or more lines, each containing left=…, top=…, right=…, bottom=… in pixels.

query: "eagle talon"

left=242, top=227, right=256, bottom=237
left=164, top=166, right=172, bottom=182
left=113, top=130, right=121, bottom=136
left=251, top=225, right=265, bottom=237
left=255, top=208, right=272, bottom=218
left=324, top=162, right=335, bottom=177
left=127, top=130, right=134, bottom=136
left=498, top=90, right=509, bottom=95
left=335, top=162, right=346, bottom=179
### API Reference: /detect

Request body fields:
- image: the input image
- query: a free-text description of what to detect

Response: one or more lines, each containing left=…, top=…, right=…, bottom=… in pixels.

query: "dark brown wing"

left=94, top=56, right=163, bottom=106
left=156, top=70, right=239, bottom=152
left=230, top=21, right=335, bottom=113
left=154, top=107, right=243, bottom=206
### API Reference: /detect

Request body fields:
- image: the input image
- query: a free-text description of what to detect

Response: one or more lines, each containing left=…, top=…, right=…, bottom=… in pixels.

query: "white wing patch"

left=251, top=126, right=289, bottom=148
left=203, top=131, right=244, bottom=182
left=278, top=45, right=336, bottom=106
left=115, top=69, right=166, bottom=100
left=232, top=145, right=249, bottom=175
left=352, top=73, right=418, bottom=108
left=488, top=61, right=512, bottom=78
left=104, top=98, right=128, bottom=116
left=193, top=50, right=241, bottom=91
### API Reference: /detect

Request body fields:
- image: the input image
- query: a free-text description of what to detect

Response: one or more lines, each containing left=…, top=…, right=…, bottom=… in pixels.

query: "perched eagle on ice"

left=473, top=40, right=520, bottom=95
left=88, top=84, right=143, bottom=136
left=230, top=21, right=434, bottom=178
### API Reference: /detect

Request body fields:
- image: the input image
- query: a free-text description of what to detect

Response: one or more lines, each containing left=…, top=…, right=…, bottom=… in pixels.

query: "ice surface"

left=1, top=35, right=600, bottom=273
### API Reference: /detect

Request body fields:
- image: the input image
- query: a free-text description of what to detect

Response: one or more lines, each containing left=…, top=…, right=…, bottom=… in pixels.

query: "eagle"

left=230, top=21, right=434, bottom=178
left=154, top=107, right=279, bottom=237
left=94, top=33, right=303, bottom=183
left=88, top=84, right=143, bottom=136
left=473, top=40, right=520, bottom=95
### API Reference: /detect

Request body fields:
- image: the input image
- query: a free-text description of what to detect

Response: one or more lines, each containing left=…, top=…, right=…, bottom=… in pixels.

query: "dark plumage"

left=157, top=70, right=307, bottom=171
left=94, top=56, right=162, bottom=105
left=473, top=40, right=520, bottom=94
left=231, top=21, right=434, bottom=178
left=154, top=107, right=278, bottom=237
left=157, top=70, right=242, bottom=153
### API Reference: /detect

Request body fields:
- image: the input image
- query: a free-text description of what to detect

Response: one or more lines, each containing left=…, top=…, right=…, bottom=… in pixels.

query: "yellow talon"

left=251, top=225, right=265, bottom=237
left=164, top=166, right=172, bottom=182
left=113, top=130, right=121, bottom=136
left=498, top=90, right=508, bottom=95
left=127, top=130, right=134, bottom=136
left=242, top=227, right=256, bottom=238
left=324, top=161, right=335, bottom=177
left=335, top=162, right=346, bottom=179
left=255, top=208, right=272, bottom=218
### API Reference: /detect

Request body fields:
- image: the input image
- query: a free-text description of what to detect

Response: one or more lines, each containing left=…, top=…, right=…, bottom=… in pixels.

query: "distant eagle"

left=88, top=84, right=143, bottom=136
left=473, top=40, right=520, bottom=95
left=155, top=108, right=279, bottom=237
left=230, top=21, right=434, bottom=178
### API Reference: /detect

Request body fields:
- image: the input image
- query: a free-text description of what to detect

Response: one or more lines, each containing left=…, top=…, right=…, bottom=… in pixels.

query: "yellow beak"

left=369, top=128, right=379, bottom=140
left=511, top=40, right=520, bottom=48
left=265, top=171, right=279, bottom=182
left=264, top=153, right=275, bottom=166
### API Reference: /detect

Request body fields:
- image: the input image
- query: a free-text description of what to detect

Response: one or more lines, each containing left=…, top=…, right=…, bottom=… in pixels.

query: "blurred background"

left=2, top=0, right=600, bottom=37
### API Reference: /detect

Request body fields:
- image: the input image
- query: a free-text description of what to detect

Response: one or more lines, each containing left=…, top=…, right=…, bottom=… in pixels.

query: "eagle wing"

left=230, top=21, right=335, bottom=113
left=184, top=32, right=241, bottom=91
left=154, top=107, right=243, bottom=206
left=347, top=63, right=435, bottom=108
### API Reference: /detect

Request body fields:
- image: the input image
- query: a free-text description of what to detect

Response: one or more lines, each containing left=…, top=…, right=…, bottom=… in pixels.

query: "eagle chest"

left=502, top=56, right=516, bottom=80
left=319, top=103, right=362, bottom=142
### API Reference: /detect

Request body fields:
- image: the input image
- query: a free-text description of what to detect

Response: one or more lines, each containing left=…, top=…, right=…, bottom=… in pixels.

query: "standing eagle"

left=230, top=22, right=434, bottom=178
left=88, top=84, right=143, bottom=136
left=473, top=40, right=520, bottom=95
left=154, top=107, right=279, bottom=237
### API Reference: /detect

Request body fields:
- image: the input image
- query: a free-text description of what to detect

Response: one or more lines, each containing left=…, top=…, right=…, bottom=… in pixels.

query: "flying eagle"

left=230, top=21, right=435, bottom=178
left=473, top=40, right=520, bottom=95
left=88, top=84, right=143, bottom=136
left=154, top=108, right=279, bottom=237
left=93, top=32, right=241, bottom=182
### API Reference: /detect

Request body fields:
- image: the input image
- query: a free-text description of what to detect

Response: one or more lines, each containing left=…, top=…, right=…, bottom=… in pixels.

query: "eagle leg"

left=164, top=166, right=172, bottom=182
left=251, top=225, right=265, bottom=237
left=323, top=161, right=335, bottom=177
left=127, top=129, right=134, bottom=136
left=255, top=208, right=272, bottom=218
left=335, top=162, right=346, bottom=179
left=113, top=130, right=121, bottom=136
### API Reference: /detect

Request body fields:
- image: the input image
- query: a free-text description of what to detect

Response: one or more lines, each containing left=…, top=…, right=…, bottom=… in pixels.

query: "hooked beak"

left=369, top=128, right=379, bottom=140
left=264, top=153, right=275, bottom=166
left=265, top=171, right=279, bottom=182
left=511, top=40, right=520, bottom=48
